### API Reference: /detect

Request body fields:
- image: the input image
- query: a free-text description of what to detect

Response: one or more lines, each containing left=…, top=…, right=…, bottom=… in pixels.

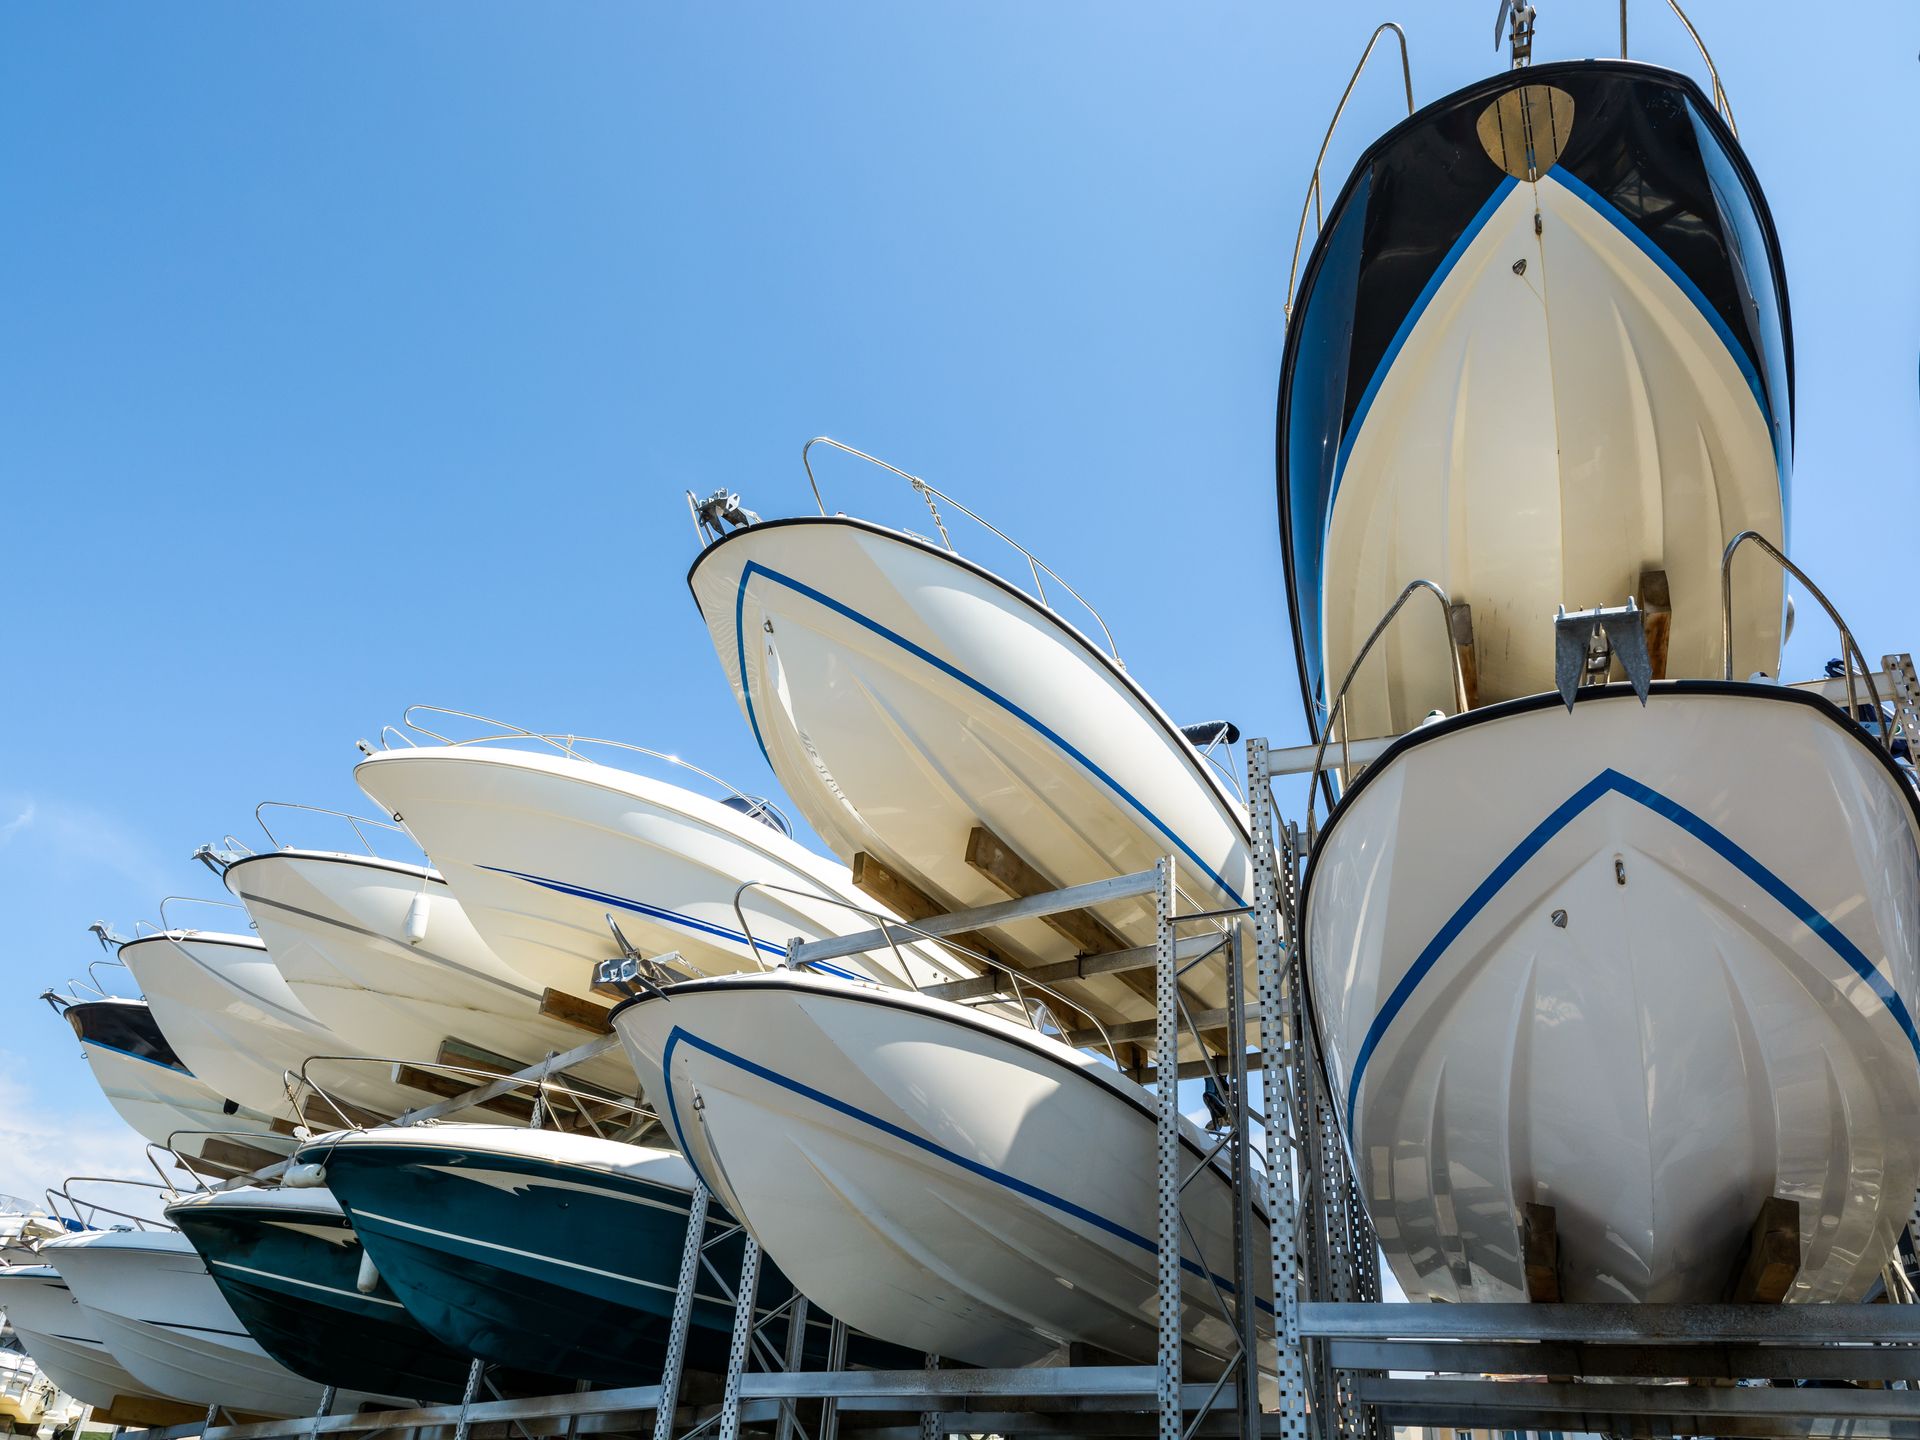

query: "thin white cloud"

left=0, top=803, right=33, bottom=844
left=0, top=796, right=176, bottom=903
left=0, top=1054, right=176, bottom=1227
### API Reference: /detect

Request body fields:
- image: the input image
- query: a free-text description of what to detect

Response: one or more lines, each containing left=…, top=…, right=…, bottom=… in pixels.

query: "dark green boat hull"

left=313, top=1140, right=913, bottom=1385
left=172, top=1199, right=481, bottom=1403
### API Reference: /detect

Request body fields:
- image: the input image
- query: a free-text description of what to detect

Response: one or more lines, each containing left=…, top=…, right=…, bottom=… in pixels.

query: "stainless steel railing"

left=1284, top=22, right=1414, bottom=323
left=381, top=704, right=793, bottom=837
left=800, top=436, right=1125, bottom=663
left=1306, top=578, right=1469, bottom=837
left=1720, top=531, right=1892, bottom=753
left=252, top=801, right=420, bottom=858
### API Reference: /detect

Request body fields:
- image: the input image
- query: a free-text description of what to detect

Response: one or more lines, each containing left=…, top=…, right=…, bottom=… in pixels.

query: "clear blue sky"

left=2, top=3, right=1915, bottom=1207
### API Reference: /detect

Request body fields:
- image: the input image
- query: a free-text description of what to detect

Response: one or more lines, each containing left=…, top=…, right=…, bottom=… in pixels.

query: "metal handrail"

left=1720, top=531, right=1888, bottom=745
left=151, top=1132, right=300, bottom=1195
left=1284, top=22, right=1414, bottom=322
left=286, top=1054, right=655, bottom=1139
left=1308, top=578, right=1468, bottom=836
left=729, top=879, right=961, bottom=994
left=1658, top=0, right=1737, bottom=136
left=254, top=801, right=416, bottom=858
left=43, top=1178, right=178, bottom=1233
left=151, top=895, right=251, bottom=935
left=801, top=436, right=1125, bottom=663
left=393, top=705, right=793, bottom=834
left=1194, top=736, right=1248, bottom=805
left=86, top=955, right=131, bottom=996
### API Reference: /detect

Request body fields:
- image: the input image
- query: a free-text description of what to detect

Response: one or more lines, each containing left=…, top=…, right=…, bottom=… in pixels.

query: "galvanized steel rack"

left=146, top=737, right=1920, bottom=1440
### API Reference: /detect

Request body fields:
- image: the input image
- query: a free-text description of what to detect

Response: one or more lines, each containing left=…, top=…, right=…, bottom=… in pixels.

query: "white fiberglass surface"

left=228, top=850, right=639, bottom=1095
left=355, top=746, right=953, bottom=996
left=314, top=1122, right=693, bottom=1190
left=1320, top=176, right=1783, bottom=741
left=40, top=1231, right=387, bottom=1415
left=78, top=1042, right=279, bottom=1154
left=0, top=1266, right=164, bottom=1407
left=613, top=973, right=1265, bottom=1370
left=689, top=520, right=1249, bottom=1052
left=119, top=932, right=424, bottom=1122
left=1308, top=688, right=1920, bottom=1302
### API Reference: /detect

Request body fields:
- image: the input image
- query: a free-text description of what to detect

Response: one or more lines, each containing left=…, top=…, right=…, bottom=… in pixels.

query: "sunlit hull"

left=1307, top=684, right=1920, bottom=1302
left=355, top=746, right=954, bottom=998
left=612, top=971, right=1271, bottom=1371
left=688, top=517, right=1251, bottom=1055
left=40, top=1229, right=398, bottom=1417
left=1278, top=61, right=1792, bottom=740
left=0, top=1264, right=166, bottom=1410
left=226, top=850, right=638, bottom=1097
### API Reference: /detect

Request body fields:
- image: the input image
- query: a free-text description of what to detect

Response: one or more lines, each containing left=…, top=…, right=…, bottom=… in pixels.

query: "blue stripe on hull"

left=1343, top=767, right=1920, bottom=1124
left=656, top=1023, right=1273, bottom=1318
left=728, top=555, right=1246, bottom=908
left=477, top=864, right=871, bottom=980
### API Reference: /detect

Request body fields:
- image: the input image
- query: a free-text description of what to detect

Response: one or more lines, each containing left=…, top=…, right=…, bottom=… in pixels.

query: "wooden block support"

left=1725, top=1195, right=1801, bottom=1303
left=414, top=1039, right=629, bottom=1132
left=93, top=1396, right=228, bottom=1427
left=1522, top=1202, right=1561, bottom=1303
left=197, top=1137, right=290, bottom=1176
left=1640, top=568, right=1672, bottom=681
left=853, top=847, right=1145, bottom=1071
left=395, top=1062, right=538, bottom=1122
left=964, top=827, right=1132, bottom=957
left=849, top=851, right=1008, bottom=968
left=540, top=987, right=615, bottom=1035
left=964, top=824, right=1224, bottom=1055
left=299, top=1092, right=390, bottom=1130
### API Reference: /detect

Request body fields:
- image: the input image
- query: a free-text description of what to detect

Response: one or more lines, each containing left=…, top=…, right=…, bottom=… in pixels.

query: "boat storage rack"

left=145, top=707, right=1920, bottom=1440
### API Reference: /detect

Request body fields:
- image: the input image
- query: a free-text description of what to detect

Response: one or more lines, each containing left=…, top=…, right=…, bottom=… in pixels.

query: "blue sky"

left=2, top=2, right=1915, bottom=1211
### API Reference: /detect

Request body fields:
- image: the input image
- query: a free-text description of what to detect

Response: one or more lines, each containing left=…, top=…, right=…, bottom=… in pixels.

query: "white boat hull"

left=40, top=1230, right=397, bottom=1416
left=0, top=1265, right=165, bottom=1409
left=1307, top=684, right=1920, bottom=1302
left=78, top=1039, right=280, bottom=1156
left=119, top=931, right=418, bottom=1124
left=611, top=972, right=1271, bottom=1372
left=226, top=849, right=639, bottom=1096
left=1316, top=176, right=1785, bottom=738
left=354, top=746, right=958, bottom=998
left=688, top=518, right=1252, bottom=1051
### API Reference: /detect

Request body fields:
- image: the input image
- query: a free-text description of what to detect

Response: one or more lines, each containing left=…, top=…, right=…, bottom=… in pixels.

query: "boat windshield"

left=64, top=1000, right=187, bottom=1072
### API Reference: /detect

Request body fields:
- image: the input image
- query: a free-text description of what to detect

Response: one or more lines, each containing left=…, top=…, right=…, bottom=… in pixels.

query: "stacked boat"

left=7, top=13, right=1919, bottom=1433
left=1278, top=48, right=1920, bottom=1304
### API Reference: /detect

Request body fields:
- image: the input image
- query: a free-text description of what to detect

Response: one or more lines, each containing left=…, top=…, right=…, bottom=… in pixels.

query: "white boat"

left=116, top=929, right=420, bottom=1126
left=39, top=1227, right=405, bottom=1417
left=353, top=721, right=964, bottom=1001
left=610, top=970, right=1270, bottom=1372
left=55, top=996, right=288, bottom=1163
left=222, top=847, right=639, bottom=1098
left=686, top=508, right=1251, bottom=1056
left=0, top=1198, right=77, bottom=1267
left=1278, top=60, right=1792, bottom=742
left=1307, top=683, right=1920, bottom=1303
left=0, top=1263, right=166, bottom=1410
